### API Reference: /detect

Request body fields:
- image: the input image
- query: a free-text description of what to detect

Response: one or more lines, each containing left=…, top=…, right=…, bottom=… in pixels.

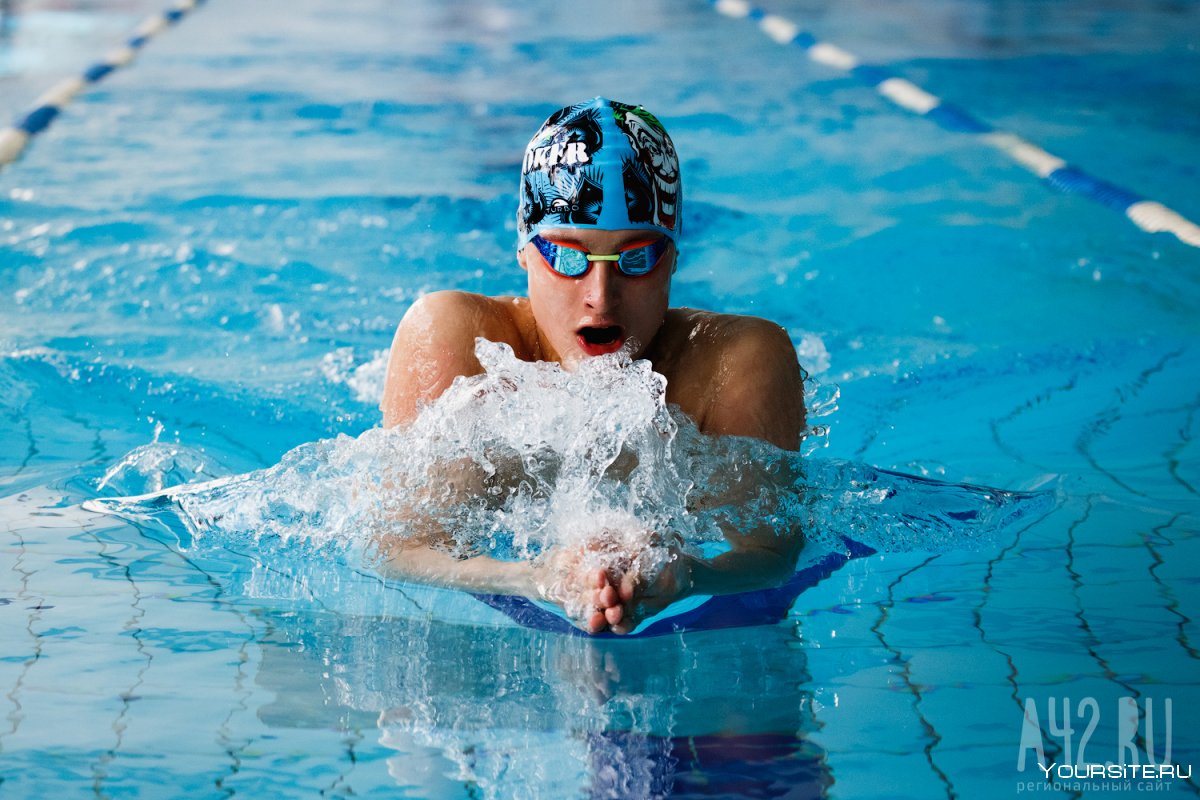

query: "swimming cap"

left=517, top=97, right=681, bottom=250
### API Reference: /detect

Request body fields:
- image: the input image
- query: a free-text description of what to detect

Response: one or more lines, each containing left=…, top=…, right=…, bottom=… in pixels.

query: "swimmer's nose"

left=582, top=260, right=618, bottom=311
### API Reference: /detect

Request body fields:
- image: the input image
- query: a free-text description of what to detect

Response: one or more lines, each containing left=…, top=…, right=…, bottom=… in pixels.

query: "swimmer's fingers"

left=604, top=603, right=623, bottom=627
left=618, top=572, right=639, bottom=604
left=603, top=574, right=639, bottom=636
left=589, top=569, right=606, bottom=607
left=596, top=573, right=641, bottom=634
left=609, top=598, right=661, bottom=635
left=590, top=570, right=622, bottom=614
left=586, top=609, right=608, bottom=634
left=598, top=582, right=620, bottom=608
left=609, top=559, right=692, bottom=635
left=584, top=570, right=627, bottom=634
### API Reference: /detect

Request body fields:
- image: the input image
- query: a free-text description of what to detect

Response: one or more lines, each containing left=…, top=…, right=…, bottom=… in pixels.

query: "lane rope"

left=0, top=0, right=206, bottom=170
left=708, top=0, right=1200, bottom=249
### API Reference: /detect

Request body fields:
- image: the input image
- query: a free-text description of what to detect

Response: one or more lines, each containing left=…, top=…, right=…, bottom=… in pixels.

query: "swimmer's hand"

left=540, top=523, right=696, bottom=635
left=596, top=526, right=806, bottom=635
left=594, top=544, right=695, bottom=635
left=535, top=545, right=629, bottom=634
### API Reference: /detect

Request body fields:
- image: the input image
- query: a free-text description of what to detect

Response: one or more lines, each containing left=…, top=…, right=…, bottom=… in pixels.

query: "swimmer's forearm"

left=379, top=543, right=538, bottom=597
left=684, top=544, right=800, bottom=597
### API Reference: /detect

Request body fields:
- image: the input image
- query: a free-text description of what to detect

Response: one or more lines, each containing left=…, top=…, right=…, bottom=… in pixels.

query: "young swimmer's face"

left=519, top=227, right=674, bottom=366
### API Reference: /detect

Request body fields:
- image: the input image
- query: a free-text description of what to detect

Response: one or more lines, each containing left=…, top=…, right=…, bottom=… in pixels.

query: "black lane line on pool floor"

left=705, top=0, right=1200, bottom=250
left=0, top=0, right=207, bottom=171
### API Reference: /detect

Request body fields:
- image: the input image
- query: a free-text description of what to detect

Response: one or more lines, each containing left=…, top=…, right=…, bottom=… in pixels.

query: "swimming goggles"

left=531, top=234, right=670, bottom=278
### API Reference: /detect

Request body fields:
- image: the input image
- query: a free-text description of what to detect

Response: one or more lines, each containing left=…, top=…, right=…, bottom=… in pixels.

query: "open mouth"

left=577, top=325, right=625, bottom=355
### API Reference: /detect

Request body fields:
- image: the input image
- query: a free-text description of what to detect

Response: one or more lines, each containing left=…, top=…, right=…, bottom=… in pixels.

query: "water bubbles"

left=320, top=347, right=389, bottom=403
left=265, top=303, right=287, bottom=333
left=88, top=339, right=1054, bottom=618
left=94, top=438, right=215, bottom=497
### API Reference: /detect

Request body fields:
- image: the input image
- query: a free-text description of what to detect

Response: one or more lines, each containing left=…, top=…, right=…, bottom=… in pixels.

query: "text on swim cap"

left=524, top=141, right=590, bottom=173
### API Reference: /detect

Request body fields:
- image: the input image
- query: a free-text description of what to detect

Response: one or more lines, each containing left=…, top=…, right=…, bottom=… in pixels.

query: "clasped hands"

left=538, top=530, right=695, bottom=635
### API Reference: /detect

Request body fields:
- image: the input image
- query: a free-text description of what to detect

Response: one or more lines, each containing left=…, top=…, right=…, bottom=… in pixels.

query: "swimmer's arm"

left=631, top=318, right=807, bottom=603
left=603, top=527, right=802, bottom=635
left=600, top=522, right=799, bottom=632
left=699, top=318, right=806, bottom=450
left=640, top=522, right=801, bottom=600
left=683, top=524, right=804, bottom=595
left=368, top=457, right=542, bottom=597
left=380, top=291, right=515, bottom=428
left=375, top=534, right=606, bottom=630
left=374, top=535, right=539, bottom=597
left=609, top=309, right=810, bottom=632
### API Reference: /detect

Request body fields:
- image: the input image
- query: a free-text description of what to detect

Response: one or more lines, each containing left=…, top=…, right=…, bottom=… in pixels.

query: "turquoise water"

left=2, top=0, right=1198, bottom=797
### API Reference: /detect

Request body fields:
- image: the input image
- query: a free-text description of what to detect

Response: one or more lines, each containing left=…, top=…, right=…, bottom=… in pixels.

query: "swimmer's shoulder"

left=381, top=291, right=535, bottom=427
left=397, top=290, right=534, bottom=353
left=655, top=308, right=805, bottom=448
left=658, top=307, right=797, bottom=367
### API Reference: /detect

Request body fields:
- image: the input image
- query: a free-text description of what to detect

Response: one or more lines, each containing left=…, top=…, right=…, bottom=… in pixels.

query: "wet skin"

left=380, top=227, right=808, bottom=634
left=519, top=228, right=674, bottom=365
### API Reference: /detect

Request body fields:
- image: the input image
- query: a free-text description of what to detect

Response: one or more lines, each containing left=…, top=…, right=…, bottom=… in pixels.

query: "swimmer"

left=378, top=97, right=806, bottom=634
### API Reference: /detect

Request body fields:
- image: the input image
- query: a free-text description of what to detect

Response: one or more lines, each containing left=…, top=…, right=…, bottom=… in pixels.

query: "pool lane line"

left=707, top=0, right=1200, bottom=250
left=0, top=0, right=206, bottom=171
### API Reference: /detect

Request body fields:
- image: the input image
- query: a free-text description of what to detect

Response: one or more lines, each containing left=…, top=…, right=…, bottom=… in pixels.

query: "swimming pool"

left=2, top=0, right=1198, bottom=797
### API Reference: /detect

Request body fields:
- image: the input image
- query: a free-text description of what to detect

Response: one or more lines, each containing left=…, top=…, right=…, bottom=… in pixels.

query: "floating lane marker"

left=0, top=0, right=206, bottom=171
left=706, top=0, right=1200, bottom=249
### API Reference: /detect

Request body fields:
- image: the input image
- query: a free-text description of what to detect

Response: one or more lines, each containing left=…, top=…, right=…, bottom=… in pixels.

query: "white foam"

left=100, top=341, right=797, bottom=595
left=321, top=347, right=389, bottom=404
left=796, top=331, right=831, bottom=376
left=89, top=340, right=1050, bottom=614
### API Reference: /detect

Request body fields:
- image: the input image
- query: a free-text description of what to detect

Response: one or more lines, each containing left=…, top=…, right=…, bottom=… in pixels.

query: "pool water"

left=2, top=0, right=1198, bottom=797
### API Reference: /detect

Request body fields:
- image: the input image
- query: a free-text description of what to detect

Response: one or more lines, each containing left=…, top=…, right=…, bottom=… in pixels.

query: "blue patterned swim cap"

left=517, top=97, right=681, bottom=250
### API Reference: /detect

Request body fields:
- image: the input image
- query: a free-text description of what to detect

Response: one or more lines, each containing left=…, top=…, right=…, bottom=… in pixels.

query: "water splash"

left=85, top=339, right=1055, bottom=615
left=320, top=346, right=389, bottom=404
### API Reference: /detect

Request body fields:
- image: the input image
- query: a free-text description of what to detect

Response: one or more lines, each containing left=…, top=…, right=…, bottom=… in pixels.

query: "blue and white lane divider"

left=0, top=0, right=206, bottom=170
left=708, top=0, right=1200, bottom=249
